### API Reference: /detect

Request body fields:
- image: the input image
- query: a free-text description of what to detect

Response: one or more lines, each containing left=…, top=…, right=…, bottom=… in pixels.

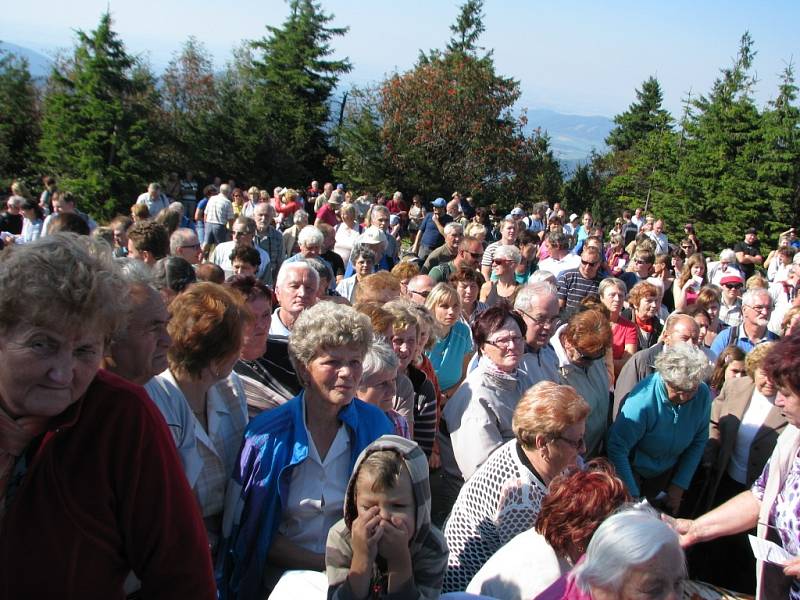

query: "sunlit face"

left=391, top=325, right=418, bottom=371
left=176, top=235, right=202, bottom=265
left=0, top=323, right=105, bottom=418
left=519, top=295, right=559, bottom=350
left=276, top=267, right=317, bottom=315
left=602, top=284, right=625, bottom=315
left=254, top=207, right=271, bottom=231
left=579, top=253, right=601, bottom=279
left=692, top=315, right=709, bottom=344
left=786, top=313, right=800, bottom=337
left=372, top=212, right=389, bottom=230
left=690, top=262, right=704, bottom=278
left=434, top=297, right=460, bottom=328
left=482, top=318, right=524, bottom=373
left=743, top=293, right=772, bottom=328
left=355, top=464, right=415, bottom=544
left=445, top=229, right=463, bottom=250
left=636, top=294, right=658, bottom=320
left=299, top=344, right=364, bottom=409
left=665, top=319, right=699, bottom=348
left=456, top=281, right=479, bottom=309
left=355, top=257, right=374, bottom=278
left=231, top=225, right=254, bottom=247
left=109, top=286, right=171, bottom=385
left=240, top=296, right=271, bottom=361
left=460, top=242, right=483, bottom=268
left=501, top=221, right=516, bottom=242
left=357, top=367, right=398, bottom=411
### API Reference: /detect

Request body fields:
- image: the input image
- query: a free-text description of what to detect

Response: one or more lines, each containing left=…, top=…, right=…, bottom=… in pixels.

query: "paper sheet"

left=748, top=534, right=794, bottom=565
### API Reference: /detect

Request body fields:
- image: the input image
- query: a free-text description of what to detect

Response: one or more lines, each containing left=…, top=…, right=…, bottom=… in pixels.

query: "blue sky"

left=2, top=0, right=798, bottom=117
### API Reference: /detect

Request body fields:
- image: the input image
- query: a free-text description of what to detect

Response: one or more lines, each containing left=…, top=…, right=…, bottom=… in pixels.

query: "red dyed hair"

left=764, top=333, right=800, bottom=395
left=535, top=458, right=631, bottom=558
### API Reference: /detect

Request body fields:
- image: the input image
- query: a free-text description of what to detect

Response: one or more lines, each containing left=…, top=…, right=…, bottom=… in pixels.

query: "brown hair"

left=563, top=308, right=612, bottom=357
left=513, top=381, right=590, bottom=450
left=167, top=282, right=252, bottom=379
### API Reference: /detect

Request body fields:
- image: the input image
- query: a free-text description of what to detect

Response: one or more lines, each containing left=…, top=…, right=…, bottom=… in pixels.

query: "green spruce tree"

left=0, top=48, right=40, bottom=184
left=38, top=13, right=162, bottom=220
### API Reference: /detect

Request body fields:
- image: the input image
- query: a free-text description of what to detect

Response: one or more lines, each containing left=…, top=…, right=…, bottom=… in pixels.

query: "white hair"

left=719, top=248, right=736, bottom=262
left=528, top=270, right=556, bottom=286
left=169, top=228, right=198, bottom=255
left=297, top=226, right=324, bottom=248
left=275, top=260, right=319, bottom=290
left=444, top=222, right=464, bottom=236
left=293, top=209, right=309, bottom=225
left=572, top=506, right=684, bottom=594
left=654, top=343, right=710, bottom=391
left=115, top=257, right=155, bottom=289
left=742, top=287, right=771, bottom=308
left=494, top=244, right=521, bottom=263
left=514, top=281, right=558, bottom=312
left=219, top=183, right=231, bottom=197
left=361, top=337, right=399, bottom=381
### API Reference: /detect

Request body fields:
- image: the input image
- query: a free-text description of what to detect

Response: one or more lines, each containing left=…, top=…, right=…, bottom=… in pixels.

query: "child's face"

left=355, top=466, right=415, bottom=543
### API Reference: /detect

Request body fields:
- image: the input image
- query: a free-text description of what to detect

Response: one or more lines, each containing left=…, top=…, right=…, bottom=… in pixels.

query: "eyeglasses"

left=485, top=335, right=524, bottom=349
left=462, top=250, right=483, bottom=260
left=493, top=259, right=514, bottom=266
left=553, top=435, right=585, bottom=451
left=180, top=243, right=201, bottom=250
left=635, top=259, right=653, bottom=265
left=517, top=308, right=558, bottom=327
left=722, top=283, right=743, bottom=290
left=746, top=304, right=771, bottom=313
left=409, top=289, right=431, bottom=298
left=581, top=260, right=600, bottom=267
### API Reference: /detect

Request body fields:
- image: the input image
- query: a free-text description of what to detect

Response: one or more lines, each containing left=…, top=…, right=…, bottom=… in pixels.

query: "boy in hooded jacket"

left=325, top=435, right=448, bottom=600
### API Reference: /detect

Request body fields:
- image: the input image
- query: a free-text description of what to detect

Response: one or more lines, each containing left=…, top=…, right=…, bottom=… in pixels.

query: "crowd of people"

left=2, top=174, right=800, bottom=600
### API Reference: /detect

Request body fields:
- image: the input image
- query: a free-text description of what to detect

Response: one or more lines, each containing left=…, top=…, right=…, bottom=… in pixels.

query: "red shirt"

left=0, top=370, right=215, bottom=600
left=611, top=316, right=638, bottom=360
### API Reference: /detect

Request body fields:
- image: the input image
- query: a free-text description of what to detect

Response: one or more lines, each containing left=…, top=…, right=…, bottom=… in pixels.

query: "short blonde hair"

left=513, top=381, right=590, bottom=449
left=745, top=341, right=776, bottom=379
left=424, top=282, right=461, bottom=314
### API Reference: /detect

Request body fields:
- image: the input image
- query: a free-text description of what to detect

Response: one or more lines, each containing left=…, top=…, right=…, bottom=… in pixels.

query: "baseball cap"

left=720, top=274, right=744, bottom=286
left=745, top=228, right=758, bottom=235
left=432, top=198, right=447, bottom=208
left=511, top=207, right=525, bottom=217
left=569, top=213, right=579, bottom=222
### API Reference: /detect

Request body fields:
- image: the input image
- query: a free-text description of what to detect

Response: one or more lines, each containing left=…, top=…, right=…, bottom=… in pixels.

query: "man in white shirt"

left=269, top=262, right=319, bottom=337
left=203, top=183, right=235, bottom=252
left=647, top=219, right=669, bottom=255
left=768, top=265, right=799, bottom=335
left=537, top=231, right=580, bottom=278
left=136, top=182, right=169, bottom=218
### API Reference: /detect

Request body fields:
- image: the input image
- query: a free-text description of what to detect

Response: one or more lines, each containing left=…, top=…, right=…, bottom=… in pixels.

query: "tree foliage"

left=249, top=0, right=351, bottom=183
left=38, top=13, right=161, bottom=220
left=0, top=48, right=40, bottom=185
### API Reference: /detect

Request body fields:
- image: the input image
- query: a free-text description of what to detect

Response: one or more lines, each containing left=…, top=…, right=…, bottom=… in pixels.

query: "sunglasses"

left=581, top=260, right=600, bottom=267
left=493, top=259, right=514, bottom=266
left=462, top=250, right=483, bottom=260
left=723, top=283, right=743, bottom=290
left=577, top=348, right=606, bottom=362
left=409, top=289, right=431, bottom=298
left=635, top=259, right=653, bottom=265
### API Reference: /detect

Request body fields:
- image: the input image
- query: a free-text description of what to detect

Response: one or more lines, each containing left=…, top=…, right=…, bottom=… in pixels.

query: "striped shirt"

left=556, top=268, right=602, bottom=316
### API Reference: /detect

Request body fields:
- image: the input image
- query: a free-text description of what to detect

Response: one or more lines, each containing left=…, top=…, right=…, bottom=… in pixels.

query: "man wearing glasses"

left=513, top=282, right=560, bottom=383
left=406, top=274, right=436, bottom=304
left=718, top=274, right=744, bottom=327
left=429, top=236, right=484, bottom=283
left=556, top=246, right=604, bottom=319
left=209, top=216, right=270, bottom=281
left=169, top=228, right=203, bottom=265
left=710, top=288, right=779, bottom=359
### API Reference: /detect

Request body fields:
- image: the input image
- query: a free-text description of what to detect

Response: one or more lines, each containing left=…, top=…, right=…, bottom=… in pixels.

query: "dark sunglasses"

left=410, top=289, right=431, bottom=298
left=581, top=260, right=600, bottom=267
left=723, top=283, right=743, bottom=290
left=462, top=250, right=483, bottom=259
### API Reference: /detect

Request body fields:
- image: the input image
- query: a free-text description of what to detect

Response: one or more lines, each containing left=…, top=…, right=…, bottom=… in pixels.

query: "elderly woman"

left=218, top=302, right=393, bottom=599
left=709, top=248, right=745, bottom=285
left=449, top=265, right=487, bottom=322
left=673, top=252, right=708, bottom=310
left=692, top=342, right=787, bottom=593
left=438, top=306, right=542, bottom=496
left=356, top=337, right=410, bottom=438
left=467, top=460, right=631, bottom=600
left=622, top=280, right=663, bottom=350
left=0, top=234, right=214, bottom=598
left=674, top=335, right=800, bottom=599
left=605, top=232, right=629, bottom=277
left=607, top=344, right=711, bottom=515
left=599, top=277, right=637, bottom=378
left=551, top=308, right=612, bottom=457
left=226, top=276, right=295, bottom=417
left=425, top=283, right=474, bottom=396
left=442, top=381, right=590, bottom=592
left=144, top=282, right=251, bottom=558
left=151, top=255, right=197, bottom=304
left=480, top=243, right=521, bottom=307
left=332, top=203, right=361, bottom=265
left=335, top=247, right=375, bottom=303
left=543, top=507, right=686, bottom=600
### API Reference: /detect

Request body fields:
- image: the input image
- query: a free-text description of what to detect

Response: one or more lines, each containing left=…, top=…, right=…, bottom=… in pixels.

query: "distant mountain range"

left=1, top=41, right=615, bottom=169
left=523, top=108, right=614, bottom=171
left=0, top=41, right=52, bottom=78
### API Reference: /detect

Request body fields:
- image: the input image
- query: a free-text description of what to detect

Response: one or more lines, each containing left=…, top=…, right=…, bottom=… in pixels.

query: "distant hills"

left=0, top=41, right=52, bottom=78
left=1, top=41, right=615, bottom=170
left=523, top=108, right=614, bottom=172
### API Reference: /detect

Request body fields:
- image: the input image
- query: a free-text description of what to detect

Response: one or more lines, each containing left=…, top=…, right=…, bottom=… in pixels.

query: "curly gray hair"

left=0, top=233, right=129, bottom=339
left=654, top=343, right=710, bottom=391
left=288, top=301, right=373, bottom=370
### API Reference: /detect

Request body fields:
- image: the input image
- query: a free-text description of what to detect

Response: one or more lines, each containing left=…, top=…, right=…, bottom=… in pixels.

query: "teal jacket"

left=607, top=372, right=711, bottom=497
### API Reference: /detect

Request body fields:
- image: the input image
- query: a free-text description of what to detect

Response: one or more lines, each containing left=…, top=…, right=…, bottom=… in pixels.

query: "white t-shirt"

left=537, top=253, right=581, bottom=278
left=728, top=389, right=775, bottom=484
left=278, top=400, right=350, bottom=555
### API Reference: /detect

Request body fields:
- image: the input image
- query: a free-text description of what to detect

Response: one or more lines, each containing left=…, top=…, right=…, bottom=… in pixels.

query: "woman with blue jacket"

left=607, top=343, right=711, bottom=516
left=217, top=302, right=393, bottom=600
